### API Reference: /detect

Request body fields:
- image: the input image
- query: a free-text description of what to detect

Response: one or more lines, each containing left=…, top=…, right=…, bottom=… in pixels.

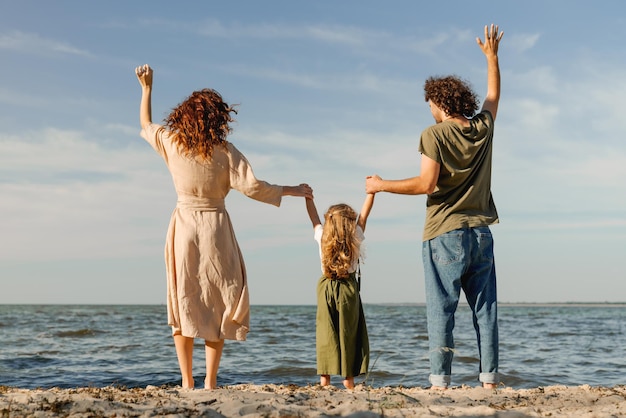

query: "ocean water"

left=0, top=304, right=624, bottom=389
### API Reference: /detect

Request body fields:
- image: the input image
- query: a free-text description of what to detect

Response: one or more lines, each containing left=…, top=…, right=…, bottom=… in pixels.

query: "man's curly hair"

left=424, top=76, right=479, bottom=118
left=163, top=89, right=238, bottom=160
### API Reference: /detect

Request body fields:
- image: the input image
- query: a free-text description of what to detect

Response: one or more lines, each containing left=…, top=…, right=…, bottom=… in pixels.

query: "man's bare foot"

left=343, top=377, right=354, bottom=389
left=483, top=382, right=498, bottom=389
left=320, top=375, right=330, bottom=386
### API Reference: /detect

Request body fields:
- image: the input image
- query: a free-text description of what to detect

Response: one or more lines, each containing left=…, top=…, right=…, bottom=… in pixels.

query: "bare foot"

left=204, top=379, right=217, bottom=390
left=483, top=382, right=498, bottom=389
left=320, top=375, right=330, bottom=386
left=430, top=385, right=448, bottom=390
left=343, top=377, right=355, bottom=389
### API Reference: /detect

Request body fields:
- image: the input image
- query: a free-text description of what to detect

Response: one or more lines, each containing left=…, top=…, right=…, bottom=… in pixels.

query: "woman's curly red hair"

left=163, top=89, right=238, bottom=160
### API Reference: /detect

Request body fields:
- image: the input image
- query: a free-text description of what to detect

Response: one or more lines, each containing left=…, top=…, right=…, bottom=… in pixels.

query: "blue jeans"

left=422, top=226, right=498, bottom=387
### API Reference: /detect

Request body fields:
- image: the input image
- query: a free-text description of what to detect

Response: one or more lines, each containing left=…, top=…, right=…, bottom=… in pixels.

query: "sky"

left=1, top=1, right=625, bottom=305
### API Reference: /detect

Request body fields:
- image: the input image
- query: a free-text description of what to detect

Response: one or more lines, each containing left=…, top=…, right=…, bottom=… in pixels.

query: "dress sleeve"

left=140, top=123, right=168, bottom=160
left=227, top=142, right=283, bottom=207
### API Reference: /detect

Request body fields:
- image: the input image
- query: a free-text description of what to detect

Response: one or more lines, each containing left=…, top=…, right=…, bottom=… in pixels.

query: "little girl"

left=305, top=193, right=375, bottom=389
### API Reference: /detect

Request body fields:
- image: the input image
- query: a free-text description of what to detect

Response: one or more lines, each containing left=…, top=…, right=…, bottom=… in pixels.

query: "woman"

left=135, top=64, right=312, bottom=389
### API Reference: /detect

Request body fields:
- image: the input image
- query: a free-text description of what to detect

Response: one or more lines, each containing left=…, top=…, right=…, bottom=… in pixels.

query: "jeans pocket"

left=431, top=231, right=463, bottom=265
left=476, top=230, right=494, bottom=263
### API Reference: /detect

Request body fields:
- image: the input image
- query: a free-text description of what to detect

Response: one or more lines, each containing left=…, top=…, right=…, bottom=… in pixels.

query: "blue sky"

left=1, top=1, right=625, bottom=305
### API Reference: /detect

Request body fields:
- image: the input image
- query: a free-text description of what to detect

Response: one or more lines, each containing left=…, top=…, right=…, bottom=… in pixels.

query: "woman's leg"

left=204, top=339, right=224, bottom=389
left=173, top=333, right=195, bottom=389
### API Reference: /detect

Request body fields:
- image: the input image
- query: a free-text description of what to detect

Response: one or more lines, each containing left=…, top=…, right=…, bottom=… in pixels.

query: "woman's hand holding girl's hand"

left=284, top=183, right=313, bottom=199
left=299, top=183, right=313, bottom=199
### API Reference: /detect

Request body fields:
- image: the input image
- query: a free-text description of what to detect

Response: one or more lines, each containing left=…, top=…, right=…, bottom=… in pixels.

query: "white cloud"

left=508, top=32, right=541, bottom=53
left=0, top=30, right=92, bottom=57
left=0, top=128, right=173, bottom=261
left=215, top=63, right=421, bottom=96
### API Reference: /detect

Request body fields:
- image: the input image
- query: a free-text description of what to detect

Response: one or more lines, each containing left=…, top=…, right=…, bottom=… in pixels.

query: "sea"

left=1, top=304, right=624, bottom=390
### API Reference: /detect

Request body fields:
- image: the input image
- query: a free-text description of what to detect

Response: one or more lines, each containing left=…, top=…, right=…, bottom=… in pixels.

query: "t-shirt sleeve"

left=314, top=224, right=324, bottom=272
left=355, top=225, right=365, bottom=243
left=314, top=224, right=323, bottom=243
left=481, top=110, right=494, bottom=125
left=418, top=126, right=442, bottom=164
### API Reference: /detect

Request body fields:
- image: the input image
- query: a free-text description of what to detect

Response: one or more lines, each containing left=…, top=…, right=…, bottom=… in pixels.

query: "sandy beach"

left=1, top=383, right=625, bottom=417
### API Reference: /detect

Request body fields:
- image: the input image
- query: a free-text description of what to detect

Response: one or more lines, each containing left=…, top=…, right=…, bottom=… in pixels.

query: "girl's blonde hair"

left=321, top=204, right=360, bottom=279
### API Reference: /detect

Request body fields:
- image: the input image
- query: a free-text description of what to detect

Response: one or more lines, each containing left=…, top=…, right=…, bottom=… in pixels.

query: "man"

left=366, top=24, right=503, bottom=389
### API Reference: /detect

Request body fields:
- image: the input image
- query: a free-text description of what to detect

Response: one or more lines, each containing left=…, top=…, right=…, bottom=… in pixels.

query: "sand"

left=1, top=383, right=625, bottom=417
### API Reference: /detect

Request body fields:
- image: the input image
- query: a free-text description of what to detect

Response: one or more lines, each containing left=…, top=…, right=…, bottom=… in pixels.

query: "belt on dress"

left=176, top=197, right=225, bottom=211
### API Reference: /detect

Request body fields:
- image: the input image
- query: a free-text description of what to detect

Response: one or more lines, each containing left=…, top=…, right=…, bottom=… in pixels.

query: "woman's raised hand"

left=135, top=64, right=153, bottom=89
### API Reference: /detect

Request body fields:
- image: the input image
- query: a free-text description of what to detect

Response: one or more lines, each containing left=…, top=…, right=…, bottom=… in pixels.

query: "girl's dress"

left=314, top=225, right=369, bottom=378
left=141, top=123, right=283, bottom=342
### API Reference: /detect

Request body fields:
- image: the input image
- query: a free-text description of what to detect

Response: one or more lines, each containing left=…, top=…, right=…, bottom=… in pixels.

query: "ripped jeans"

left=422, top=226, right=498, bottom=387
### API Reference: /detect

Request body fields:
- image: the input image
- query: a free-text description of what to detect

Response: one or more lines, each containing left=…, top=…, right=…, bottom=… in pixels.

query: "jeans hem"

left=479, top=372, right=499, bottom=384
left=429, top=374, right=451, bottom=387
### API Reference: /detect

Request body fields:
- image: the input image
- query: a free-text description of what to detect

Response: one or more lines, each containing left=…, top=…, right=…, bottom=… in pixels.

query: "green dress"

left=316, top=274, right=369, bottom=377
left=314, top=224, right=369, bottom=378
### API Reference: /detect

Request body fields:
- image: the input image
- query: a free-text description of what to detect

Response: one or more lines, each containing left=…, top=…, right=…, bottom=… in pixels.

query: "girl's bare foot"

left=320, top=375, right=330, bottom=386
left=483, top=382, right=498, bottom=389
left=343, top=377, right=354, bottom=389
left=204, top=379, right=217, bottom=390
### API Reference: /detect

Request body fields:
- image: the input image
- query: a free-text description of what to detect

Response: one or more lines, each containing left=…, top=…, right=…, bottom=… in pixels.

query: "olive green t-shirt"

left=418, top=111, right=499, bottom=241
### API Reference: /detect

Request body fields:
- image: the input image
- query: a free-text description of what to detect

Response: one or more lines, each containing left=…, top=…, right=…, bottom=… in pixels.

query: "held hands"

left=135, top=64, right=153, bottom=89
left=476, top=24, right=503, bottom=56
left=286, top=183, right=313, bottom=199
left=365, top=175, right=382, bottom=194
left=300, top=183, right=314, bottom=199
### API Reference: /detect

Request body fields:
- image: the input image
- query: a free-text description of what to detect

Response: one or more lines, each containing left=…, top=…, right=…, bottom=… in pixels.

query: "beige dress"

left=141, top=123, right=283, bottom=342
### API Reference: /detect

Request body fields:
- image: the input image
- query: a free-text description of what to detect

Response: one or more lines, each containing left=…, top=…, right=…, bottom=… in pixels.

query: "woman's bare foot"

left=320, top=375, right=330, bottom=386
left=343, top=377, right=354, bottom=389
left=483, top=382, right=498, bottom=389
left=204, top=378, right=218, bottom=390
left=181, top=378, right=194, bottom=390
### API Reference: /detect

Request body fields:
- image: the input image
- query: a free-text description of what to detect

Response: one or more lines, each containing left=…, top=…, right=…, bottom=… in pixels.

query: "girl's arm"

left=357, top=193, right=375, bottom=232
left=306, top=197, right=321, bottom=228
left=135, top=64, right=153, bottom=129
